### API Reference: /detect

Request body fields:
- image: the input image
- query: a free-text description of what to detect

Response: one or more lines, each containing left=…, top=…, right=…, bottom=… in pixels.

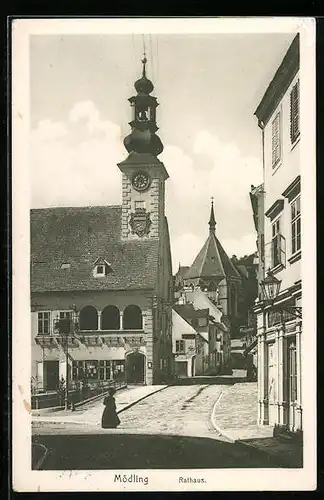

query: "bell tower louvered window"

left=271, top=111, right=281, bottom=168
left=290, top=79, right=300, bottom=144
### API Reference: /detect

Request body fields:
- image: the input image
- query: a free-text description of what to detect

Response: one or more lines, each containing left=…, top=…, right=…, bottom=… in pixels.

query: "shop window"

left=112, top=360, right=125, bottom=380
left=85, top=360, right=98, bottom=379
left=99, top=360, right=111, bottom=380
left=72, top=360, right=86, bottom=381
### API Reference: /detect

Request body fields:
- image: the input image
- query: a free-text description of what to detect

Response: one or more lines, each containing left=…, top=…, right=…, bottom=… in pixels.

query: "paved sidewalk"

left=212, top=382, right=303, bottom=467
left=32, top=385, right=166, bottom=426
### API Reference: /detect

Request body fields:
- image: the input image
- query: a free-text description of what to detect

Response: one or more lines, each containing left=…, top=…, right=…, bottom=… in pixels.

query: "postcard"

left=11, top=16, right=316, bottom=492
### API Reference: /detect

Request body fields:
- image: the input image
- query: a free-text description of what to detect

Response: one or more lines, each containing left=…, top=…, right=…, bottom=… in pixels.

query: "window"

left=290, top=80, right=300, bottom=143
left=60, top=263, right=71, bottom=269
left=271, top=111, right=281, bottom=168
left=93, top=261, right=113, bottom=277
left=291, top=196, right=301, bottom=254
left=176, top=340, right=185, bottom=352
left=270, top=218, right=286, bottom=268
left=99, top=360, right=111, bottom=380
left=85, top=360, right=99, bottom=379
left=112, top=360, right=125, bottom=380
left=135, top=200, right=146, bottom=212
left=55, top=311, right=72, bottom=334
left=72, top=360, right=85, bottom=380
left=38, top=312, right=50, bottom=335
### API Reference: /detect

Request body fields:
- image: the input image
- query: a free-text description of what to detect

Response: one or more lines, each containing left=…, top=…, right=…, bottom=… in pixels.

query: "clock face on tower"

left=132, top=171, right=151, bottom=192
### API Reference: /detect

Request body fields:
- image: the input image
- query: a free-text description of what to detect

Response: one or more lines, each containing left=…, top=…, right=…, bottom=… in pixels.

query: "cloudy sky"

left=30, top=32, right=296, bottom=272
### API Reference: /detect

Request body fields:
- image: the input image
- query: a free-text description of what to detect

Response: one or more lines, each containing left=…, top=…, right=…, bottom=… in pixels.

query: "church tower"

left=183, top=199, right=241, bottom=316
left=117, top=55, right=169, bottom=241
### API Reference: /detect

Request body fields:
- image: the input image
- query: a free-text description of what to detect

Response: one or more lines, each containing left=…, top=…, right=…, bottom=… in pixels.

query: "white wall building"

left=252, top=33, right=302, bottom=433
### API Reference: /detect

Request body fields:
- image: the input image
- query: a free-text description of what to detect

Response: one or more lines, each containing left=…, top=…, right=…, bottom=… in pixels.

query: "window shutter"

left=272, top=112, right=281, bottom=167
left=290, top=80, right=300, bottom=143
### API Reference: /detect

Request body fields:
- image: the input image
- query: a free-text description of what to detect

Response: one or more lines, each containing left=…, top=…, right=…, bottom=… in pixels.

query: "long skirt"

left=101, top=407, right=121, bottom=429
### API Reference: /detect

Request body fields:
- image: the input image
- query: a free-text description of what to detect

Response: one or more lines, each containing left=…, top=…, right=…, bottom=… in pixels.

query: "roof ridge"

left=30, top=205, right=122, bottom=211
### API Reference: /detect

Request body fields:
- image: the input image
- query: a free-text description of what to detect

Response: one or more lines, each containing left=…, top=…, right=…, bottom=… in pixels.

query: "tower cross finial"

left=141, top=53, right=147, bottom=77
left=209, top=197, right=216, bottom=233
left=141, top=35, right=147, bottom=77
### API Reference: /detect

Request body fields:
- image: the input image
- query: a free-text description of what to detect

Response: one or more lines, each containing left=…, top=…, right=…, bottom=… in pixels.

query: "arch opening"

left=79, top=306, right=98, bottom=331
left=101, top=305, right=120, bottom=330
left=123, top=305, right=143, bottom=330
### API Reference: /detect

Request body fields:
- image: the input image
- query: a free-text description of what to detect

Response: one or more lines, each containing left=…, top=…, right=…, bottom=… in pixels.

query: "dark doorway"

left=175, top=361, right=187, bottom=378
left=44, top=361, right=59, bottom=391
left=126, top=352, right=145, bottom=383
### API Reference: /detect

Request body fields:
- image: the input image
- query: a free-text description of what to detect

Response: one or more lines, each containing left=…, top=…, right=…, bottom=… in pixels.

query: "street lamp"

left=260, top=270, right=302, bottom=319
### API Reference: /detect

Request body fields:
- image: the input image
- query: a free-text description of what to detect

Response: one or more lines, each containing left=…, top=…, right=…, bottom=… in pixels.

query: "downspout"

left=258, top=119, right=266, bottom=289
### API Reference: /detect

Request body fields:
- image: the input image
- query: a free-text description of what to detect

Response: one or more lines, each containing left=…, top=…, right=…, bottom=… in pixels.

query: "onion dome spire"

left=209, top=198, right=216, bottom=233
left=123, top=53, right=163, bottom=157
left=134, top=54, right=154, bottom=94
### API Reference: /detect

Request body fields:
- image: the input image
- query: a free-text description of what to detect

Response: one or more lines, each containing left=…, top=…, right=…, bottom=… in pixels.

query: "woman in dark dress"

left=101, top=388, right=120, bottom=429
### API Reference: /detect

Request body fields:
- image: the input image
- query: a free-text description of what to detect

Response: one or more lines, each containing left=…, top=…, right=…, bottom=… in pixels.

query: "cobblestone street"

left=33, top=385, right=288, bottom=470
left=32, top=384, right=283, bottom=469
left=32, top=385, right=226, bottom=438
left=117, top=385, right=224, bottom=437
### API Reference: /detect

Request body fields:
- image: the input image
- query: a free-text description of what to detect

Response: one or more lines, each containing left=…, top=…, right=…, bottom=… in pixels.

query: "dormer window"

left=96, top=265, right=105, bottom=276
left=92, top=258, right=113, bottom=278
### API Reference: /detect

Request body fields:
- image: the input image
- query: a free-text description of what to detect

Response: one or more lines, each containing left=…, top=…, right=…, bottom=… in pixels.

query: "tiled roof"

left=30, top=206, right=159, bottom=292
left=184, top=232, right=240, bottom=281
left=173, top=304, right=209, bottom=320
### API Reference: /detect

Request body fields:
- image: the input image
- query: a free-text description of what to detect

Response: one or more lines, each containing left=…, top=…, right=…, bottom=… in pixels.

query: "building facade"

left=171, top=308, right=198, bottom=378
left=31, top=57, right=174, bottom=391
left=251, top=34, right=302, bottom=432
left=173, top=204, right=235, bottom=374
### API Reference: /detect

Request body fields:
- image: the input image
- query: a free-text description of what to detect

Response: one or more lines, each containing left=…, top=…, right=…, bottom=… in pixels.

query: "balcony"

left=78, top=329, right=144, bottom=336
left=35, top=334, right=79, bottom=348
left=36, top=330, right=146, bottom=349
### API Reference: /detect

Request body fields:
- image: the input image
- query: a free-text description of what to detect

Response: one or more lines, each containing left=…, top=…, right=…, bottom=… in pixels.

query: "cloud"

left=162, top=130, right=262, bottom=265
left=30, top=106, right=261, bottom=268
left=30, top=101, right=124, bottom=208
left=170, top=232, right=203, bottom=274
left=194, top=130, right=263, bottom=209
left=222, top=233, right=258, bottom=260
left=161, top=145, right=206, bottom=203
